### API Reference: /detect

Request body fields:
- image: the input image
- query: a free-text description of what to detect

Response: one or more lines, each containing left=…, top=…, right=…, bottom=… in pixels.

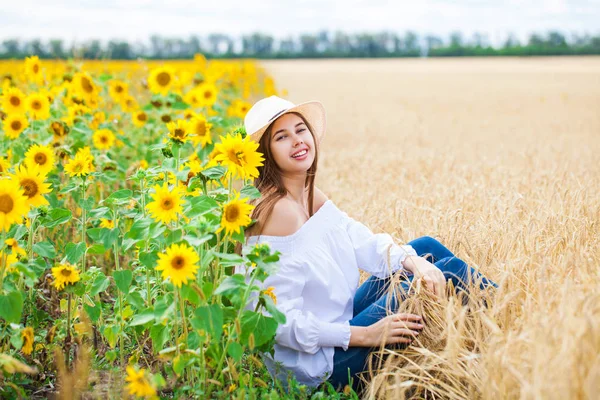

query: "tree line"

left=2, top=30, right=599, bottom=60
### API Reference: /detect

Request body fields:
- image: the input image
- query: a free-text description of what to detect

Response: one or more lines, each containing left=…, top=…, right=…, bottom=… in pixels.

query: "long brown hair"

left=234, top=111, right=320, bottom=255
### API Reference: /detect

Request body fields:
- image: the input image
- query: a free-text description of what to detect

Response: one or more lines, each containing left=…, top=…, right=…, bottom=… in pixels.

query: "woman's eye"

left=276, top=135, right=286, bottom=141
left=297, top=128, right=306, bottom=133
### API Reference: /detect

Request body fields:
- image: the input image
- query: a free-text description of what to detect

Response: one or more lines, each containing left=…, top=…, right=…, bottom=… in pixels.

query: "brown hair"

left=234, top=111, right=320, bottom=255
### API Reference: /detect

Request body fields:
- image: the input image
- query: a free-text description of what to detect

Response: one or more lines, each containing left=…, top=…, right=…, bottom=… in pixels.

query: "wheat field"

left=261, top=57, right=600, bottom=399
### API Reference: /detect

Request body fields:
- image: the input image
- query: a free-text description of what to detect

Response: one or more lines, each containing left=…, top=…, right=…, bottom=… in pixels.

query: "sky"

left=1, top=0, right=598, bottom=47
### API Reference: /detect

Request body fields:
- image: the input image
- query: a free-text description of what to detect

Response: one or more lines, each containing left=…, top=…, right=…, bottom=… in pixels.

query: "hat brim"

left=248, top=100, right=326, bottom=145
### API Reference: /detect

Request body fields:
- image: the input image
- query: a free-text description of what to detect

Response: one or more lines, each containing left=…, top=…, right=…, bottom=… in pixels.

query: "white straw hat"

left=244, top=95, right=326, bottom=144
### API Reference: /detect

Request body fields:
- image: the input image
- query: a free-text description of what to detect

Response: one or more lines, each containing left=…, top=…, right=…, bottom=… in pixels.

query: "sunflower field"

left=0, top=55, right=328, bottom=399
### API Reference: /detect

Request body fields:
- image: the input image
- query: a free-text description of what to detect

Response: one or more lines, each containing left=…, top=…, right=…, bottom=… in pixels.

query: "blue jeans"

left=326, top=236, right=497, bottom=393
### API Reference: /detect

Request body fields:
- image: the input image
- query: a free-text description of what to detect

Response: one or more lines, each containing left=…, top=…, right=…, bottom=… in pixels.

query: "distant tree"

left=299, top=34, right=318, bottom=56
left=49, top=39, right=65, bottom=58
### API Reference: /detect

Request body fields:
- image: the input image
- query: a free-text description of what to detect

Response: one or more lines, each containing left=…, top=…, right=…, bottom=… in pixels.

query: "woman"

left=235, top=96, right=497, bottom=394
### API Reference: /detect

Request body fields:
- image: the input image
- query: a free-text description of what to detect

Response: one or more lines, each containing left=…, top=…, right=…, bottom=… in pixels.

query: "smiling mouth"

left=291, top=149, right=308, bottom=158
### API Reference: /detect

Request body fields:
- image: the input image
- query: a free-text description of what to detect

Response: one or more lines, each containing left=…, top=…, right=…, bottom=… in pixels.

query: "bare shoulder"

left=261, top=197, right=303, bottom=237
left=313, top=186, right=330, bottom=211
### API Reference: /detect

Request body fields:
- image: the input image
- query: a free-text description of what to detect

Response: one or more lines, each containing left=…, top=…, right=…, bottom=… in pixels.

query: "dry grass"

left=261, top=57, right=600, bottom=399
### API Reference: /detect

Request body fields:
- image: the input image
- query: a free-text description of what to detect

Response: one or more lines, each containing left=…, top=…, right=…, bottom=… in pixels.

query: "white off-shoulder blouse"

left=235, top=199, right=417, bottom=388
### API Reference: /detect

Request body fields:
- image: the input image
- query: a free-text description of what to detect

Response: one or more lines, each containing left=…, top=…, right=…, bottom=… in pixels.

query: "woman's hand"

left=362, top=313, right=423, bottom=347
left=402, top=255, right=447, bottom=298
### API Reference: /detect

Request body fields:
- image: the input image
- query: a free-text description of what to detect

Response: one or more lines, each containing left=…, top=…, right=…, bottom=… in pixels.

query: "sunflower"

left=0, top=157, right=10, bottom=176
left=21, top=327, right=34, bottom=356
left=108, top=79, right=129, bottom=102
left=64, top=153, right=93, bottom=178
left=156, top=243, right=199, bottom=287
left=166, top=119, right=189, bottom=143
left=3, top=114, right=28, bottom=139
left=92, top=128, right=116, bottom=150
left=120, top=94, right=138, bottom=113
left=1, top=238, right=26, bottom=273
left=49, top=120, right=69, bottom=139
left=227, top=99, right=251, bottom=119
left=0, top=178, right=29, bottom=232
left=26, top=92, right=51, bottom=120
left=99, top=218, right=114, bottom=229
left=125, top=366, right=157, bottom=398
left=212, top=133, right=265, bottom=180
left=148, top=66, right=175, bottom=95
left=11, top=163, right=52, bottom=208
left=262, top=287, right=277, bottom=305
left=217, top=192, right=255, bottom=237
left=132, top=110, right=148, bottom=127
left=146, top=183, right=184, bottom=225
left=71, top=72, right=98, bottom=104
left=189, top=115, right=213, bottom=148
left=24, top=56, right=43, bottom=84
left=195, top=82, right=218, bottom=108
left=51, top=263, right=81, bottom=291
left=90, top=111, right=106, bottom=130
left=25, top=144, right=56, bottom=176
left=1, top=87, right=26, bottom=114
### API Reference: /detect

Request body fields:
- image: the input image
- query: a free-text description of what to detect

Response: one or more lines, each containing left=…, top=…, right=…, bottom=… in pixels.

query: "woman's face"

left=269, top=113, right=315, bottom=173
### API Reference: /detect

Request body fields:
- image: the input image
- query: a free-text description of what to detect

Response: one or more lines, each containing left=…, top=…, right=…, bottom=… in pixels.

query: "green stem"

left=0, top=231, right=7, bottom=294
left=113, top=208, right=124, bottom=368
left=66, top=293, right=72, bottom=342
left=210, top=271, right=258, bottom=391
left=178, top=287, right=188, bottom=347
left=81, top=177, right=87, bottom=273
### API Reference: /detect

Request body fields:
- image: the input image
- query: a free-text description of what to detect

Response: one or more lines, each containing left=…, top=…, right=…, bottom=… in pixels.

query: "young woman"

left=235, top=96, right=497, bottom=394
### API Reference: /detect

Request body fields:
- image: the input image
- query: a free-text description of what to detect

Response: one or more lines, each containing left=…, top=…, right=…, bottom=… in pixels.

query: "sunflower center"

left=116, top=85, right=124, bottom=93
left=225, top=204, right=240, bottom=222
left=11, top=120, right=22, bottom=131
left=171, top=256, right=185, bottom=270
left=194, top=121, right=206, bottom=136
left=161, top=198, right=174, bottom=210
left=156, top=72, right=171, bottom=86
left=21, top=178, right=38, bottom=198
left=51, top=122, right=66, bottom=136
left=34, top=152, right=47, bottom=165
left=161, top=115, right=171, bottom=123
left=81, top=76, right=94, bottom=93
left=10, top=96, right=20, bottom=107
left=72, top=162, right=84, bottom=173
left=0, top=194, right=14, bottom=213
left=32, top=100, right=41, bottom=110
left=33, top=64, right=39, bottom=74
left=137, top=113, right=147, bottom=122
left=174, top=128, right=185, bottom=139
left=61, top=268, right=72, bottom=277
left=204, top=90, right=212, bottom=99
left=100, top=135, right=109, bottom=144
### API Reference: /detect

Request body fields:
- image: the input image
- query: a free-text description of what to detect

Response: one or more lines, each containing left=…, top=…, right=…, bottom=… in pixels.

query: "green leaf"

left=129, top=309, right=155, bottom=326
left=103, top=189, right=133, bottom=205
left=200, top=166, right=226, bottom=180
left=84, top=303, right=101, bottom=323
left=170, top=101, right=189, bottom=110
left=240, top=311, right=278, bottom=348
left=185, top=195, right=219, bottom=219
left=90, top=273, right=110, bottom=297
left=113, top=270, right=133, bottom=294
left=191, top=305, right=223, bottom=340
left=227, top=342, right=243, bottom=362
left=43, top=208, right=72, bottom=228
left=139, top=251, right=158, bottom=269
left=211, top=252, right=244, bottom=268
left=103, top=325, right=119, bottom=348
left=81, top=197, right=95, bottom=211
left=87, top=243, right=106, bottom=255
left=240, top=184, right=261, bottom=200
left=263, top=296, right=286, bottom=324
left=32, top=241, right=56, bottom=259
left=124, top=217, right=152, bottom=241
left=180, top=284, right=200, bottom=306
left=214, top=274, right=247, bottom=296
left=126, top=291, right=145, bottom=310
left=150, top=324, right=169, bottom=354
left=65, top=242, right=86, bottom=264
left=0, top=291, right=23, bottom=323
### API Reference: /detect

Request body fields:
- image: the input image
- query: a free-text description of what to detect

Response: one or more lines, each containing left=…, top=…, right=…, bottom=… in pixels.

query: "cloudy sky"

left=1, top=0, right=598, bottom=45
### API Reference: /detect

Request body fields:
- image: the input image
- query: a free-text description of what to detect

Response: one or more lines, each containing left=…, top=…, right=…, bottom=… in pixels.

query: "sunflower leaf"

left=240, top=185, right=261, bottom=200
left=42, top=208, right=72, bottom=228
left=200, top=166, right=226, bottom=180
left=113, top=270, right=133, bottom=294
left=186, top=196, right=219, bottom=219
left=0, top=291, right=24, bottom=324
left=32, top=241, right=56, bottom=259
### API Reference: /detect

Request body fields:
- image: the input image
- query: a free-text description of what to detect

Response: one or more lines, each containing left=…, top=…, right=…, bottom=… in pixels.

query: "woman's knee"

left=437, top=256, right=469, bottom=281
left=409, top=236, right=452, bottom=261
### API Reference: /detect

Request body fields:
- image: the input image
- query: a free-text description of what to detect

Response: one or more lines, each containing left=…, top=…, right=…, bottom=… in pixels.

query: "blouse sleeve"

left=345, top=216, right=417, bottom=279
left=236, top=256, right=351, bottom=354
